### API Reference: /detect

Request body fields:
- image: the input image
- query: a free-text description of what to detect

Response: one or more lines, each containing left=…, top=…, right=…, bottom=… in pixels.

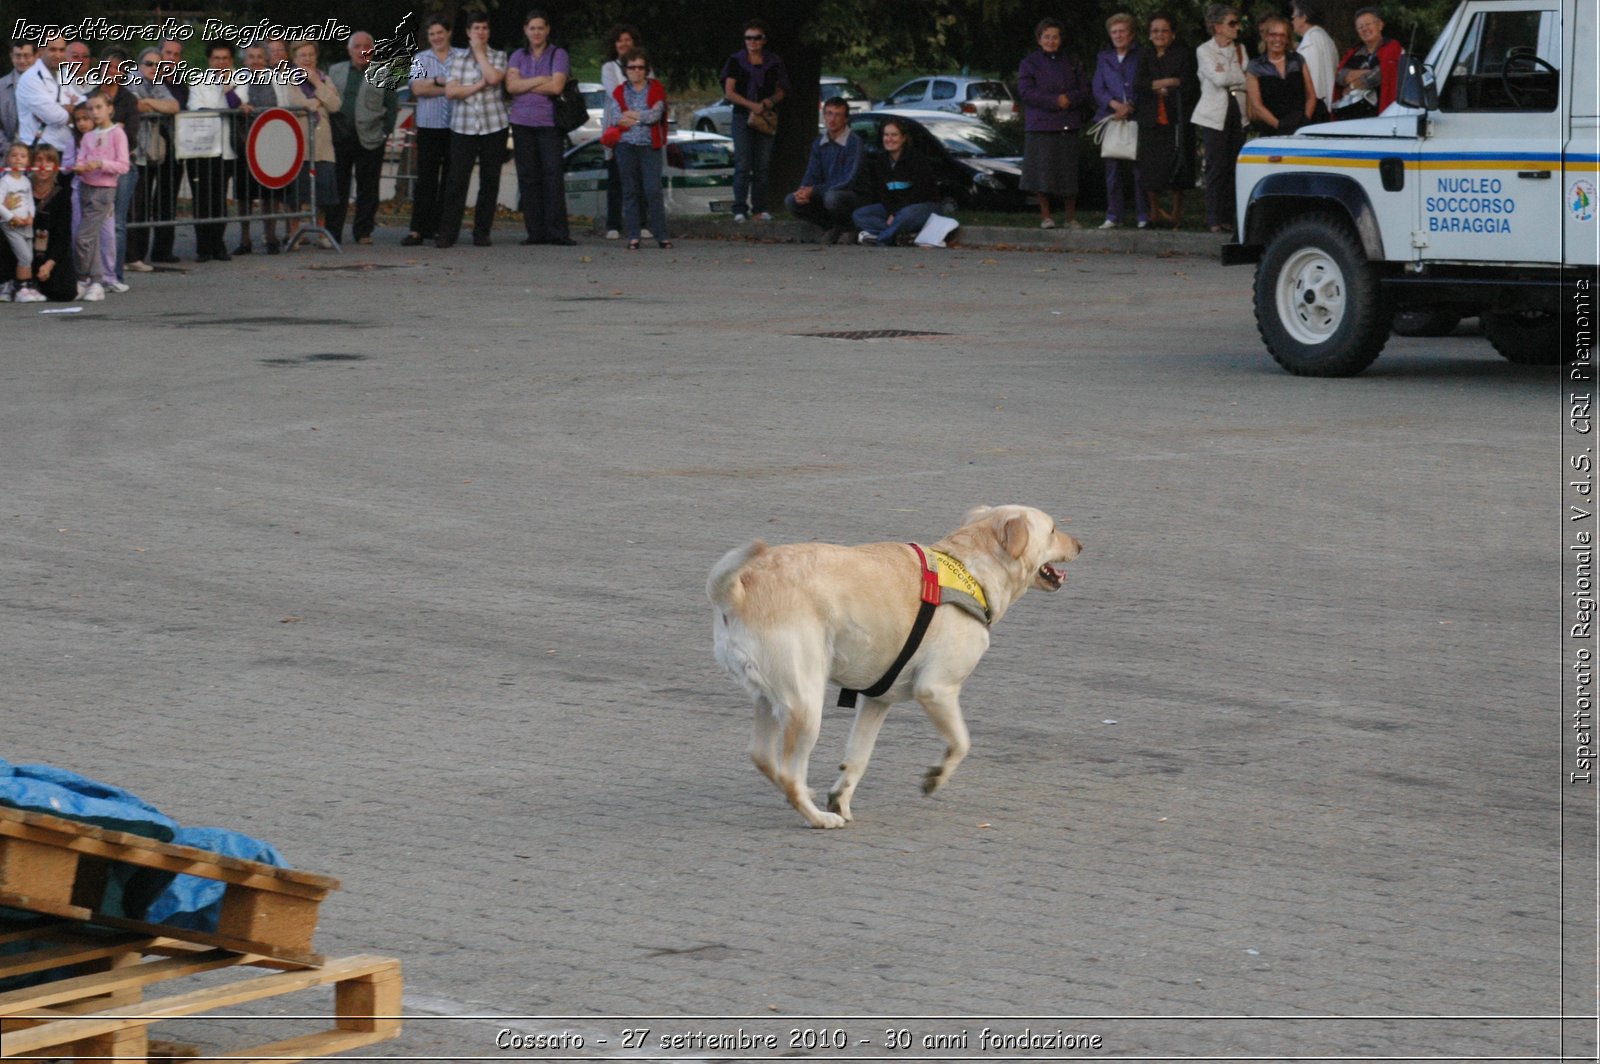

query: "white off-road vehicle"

left=1224, top=0, right=1598, bottom=375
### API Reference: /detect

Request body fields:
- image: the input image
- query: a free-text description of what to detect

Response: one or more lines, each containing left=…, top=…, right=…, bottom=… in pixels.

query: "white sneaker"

left=733, top=213, right=748, bottom=223
left=1098, top=219, right=1119, bottom=230
left=82, top=282, right=106, bottom=302
left=106, top=279, right=130, bottom=294
left=76, top=280, right=89, bottom=299
left=857, top=230, right=879, bottom=245
left=754, top=212, right=772, bottom=221
left=1040, top=218, right=1057, bottom=230
left=0, top=281, right=14, bottom=302
left=604, top=229, right=620, bottom=240
left=126, top=260, right=154, bottom=272
left=14, top=284, right=46, bottom=303
left=640, top=228, right=652, bottom=240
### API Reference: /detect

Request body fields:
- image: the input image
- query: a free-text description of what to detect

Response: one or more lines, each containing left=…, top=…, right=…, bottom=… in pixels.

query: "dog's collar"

left=926, top=547, right=991, bottom=625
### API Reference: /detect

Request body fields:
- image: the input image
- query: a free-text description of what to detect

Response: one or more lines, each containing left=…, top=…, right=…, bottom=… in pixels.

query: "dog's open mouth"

left=1038, top=563, right=1066, bottom=590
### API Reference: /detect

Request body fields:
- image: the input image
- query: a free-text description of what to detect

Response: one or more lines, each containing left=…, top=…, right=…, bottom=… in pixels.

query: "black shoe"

left=549, top=236, right=577, bottom=247
left=266, top=241, right=281, bottom=255
left=151, top=253, right=180, bottom=264
left=213, top=248, right=231, bottom=262
left=400, top=233, right=423, bottom=247
left=472, top=233, right=492, bottom=247
left=195, top=253, right=212, bottom=263
left=823, top=226, right=844, bottom=245
left=233, top=243, right=252, bottom=255
left=435, top=236, right=455, bottom=248
left=520, top=236, right=545, bottom=245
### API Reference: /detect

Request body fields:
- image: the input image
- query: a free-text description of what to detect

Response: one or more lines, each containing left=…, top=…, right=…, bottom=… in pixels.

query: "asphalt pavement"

left=2, top=225, right=1587, bottom=1062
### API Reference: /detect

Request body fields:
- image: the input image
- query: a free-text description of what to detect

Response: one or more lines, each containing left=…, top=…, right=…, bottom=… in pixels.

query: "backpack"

left=555, top=79, right=588, bottom=135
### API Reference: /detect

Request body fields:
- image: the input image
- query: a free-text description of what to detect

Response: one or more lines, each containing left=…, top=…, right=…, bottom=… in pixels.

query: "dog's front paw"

left=810, top=810, right=848, bottom=829
left=921, top=767, right=946, bottom=796
left=826, top=789, right=854, bottom=821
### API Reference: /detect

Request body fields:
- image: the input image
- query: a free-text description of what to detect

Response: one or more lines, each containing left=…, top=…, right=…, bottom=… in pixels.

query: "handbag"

left=747, top=106, right=778, bottom=136
left=1089, top=115, right=1138, bottom=161
left=555, top=78, right=589, bottom=135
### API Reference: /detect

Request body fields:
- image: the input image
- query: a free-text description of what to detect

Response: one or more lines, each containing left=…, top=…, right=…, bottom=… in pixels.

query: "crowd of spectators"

left=0, top=5, right=1412, bottom=298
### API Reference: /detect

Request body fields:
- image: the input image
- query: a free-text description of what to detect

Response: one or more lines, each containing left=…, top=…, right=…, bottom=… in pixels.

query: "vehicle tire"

left=1253, top=212, right=1393, bottom=377
left=695, top=119, right=716, bottom=133
left=1392, top=307, right=1463, bottom=337
left=1483, top=310, right=1560, bottom=365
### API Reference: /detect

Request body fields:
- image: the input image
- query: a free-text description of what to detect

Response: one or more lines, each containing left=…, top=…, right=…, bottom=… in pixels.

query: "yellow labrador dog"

left=707, top=505, right=1083, bottom=828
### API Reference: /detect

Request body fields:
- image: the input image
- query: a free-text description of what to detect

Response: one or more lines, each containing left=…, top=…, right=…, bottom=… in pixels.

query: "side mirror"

left=1398, top=55, right=1439, bottom=111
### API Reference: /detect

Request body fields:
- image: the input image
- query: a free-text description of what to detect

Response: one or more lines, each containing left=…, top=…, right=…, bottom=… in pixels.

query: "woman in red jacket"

left=1332, top=7, right=1404, bottom=118
left=609, top=47, right=671, bottom=249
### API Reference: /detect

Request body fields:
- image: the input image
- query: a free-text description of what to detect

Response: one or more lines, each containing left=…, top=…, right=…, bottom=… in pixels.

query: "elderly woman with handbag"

left=720, top=19, right=789, bottom=223
left=1092, top=12, right=1146, bottom=229
left=1193, top=4, right=1248, bottom=233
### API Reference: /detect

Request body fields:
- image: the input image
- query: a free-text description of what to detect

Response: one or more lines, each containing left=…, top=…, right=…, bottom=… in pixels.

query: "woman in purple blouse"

left=1092, top=12, right=1148, bottom=228
left=1016, top=18, right=1091, bottom=230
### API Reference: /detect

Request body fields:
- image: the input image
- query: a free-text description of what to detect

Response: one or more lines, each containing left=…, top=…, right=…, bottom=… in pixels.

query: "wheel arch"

left=1243, top=173, right=1387, bottom=261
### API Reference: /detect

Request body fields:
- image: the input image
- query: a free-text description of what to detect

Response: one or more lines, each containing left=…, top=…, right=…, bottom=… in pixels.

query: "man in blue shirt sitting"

left=784, top=97, right=863, bottom=244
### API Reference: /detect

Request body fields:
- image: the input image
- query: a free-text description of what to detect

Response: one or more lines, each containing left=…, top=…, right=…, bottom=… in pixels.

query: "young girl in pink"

left=72, top=94, right=129, bottom=302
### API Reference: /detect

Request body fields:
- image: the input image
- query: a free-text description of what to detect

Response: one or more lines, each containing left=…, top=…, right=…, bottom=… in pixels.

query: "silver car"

left=877, top=75, right=1016, bottom=118
left=563, top=130, right=737, bottom=218
left=691, top=75, right=872, bottom=135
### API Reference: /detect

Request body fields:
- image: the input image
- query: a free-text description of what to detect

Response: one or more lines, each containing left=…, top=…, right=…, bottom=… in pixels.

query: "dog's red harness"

left=837, top=544, right=943, bottom=709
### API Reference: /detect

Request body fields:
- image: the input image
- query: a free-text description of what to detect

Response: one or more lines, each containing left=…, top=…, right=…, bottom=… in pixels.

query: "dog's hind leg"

left=915, top=686, right=972, bottom=796
left=827, top=696, right=891, bottom=822
left=749, top=696, right=783, bottom=789
left=777, top=690, right=847, bottom=829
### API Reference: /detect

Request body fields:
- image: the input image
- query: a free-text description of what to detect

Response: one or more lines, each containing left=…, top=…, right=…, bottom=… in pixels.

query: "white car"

left=691, top=75, right=872, bottom=135
left=876, top=75, right=1016, bottom=118
left=563, top=130, right=736, bottom=218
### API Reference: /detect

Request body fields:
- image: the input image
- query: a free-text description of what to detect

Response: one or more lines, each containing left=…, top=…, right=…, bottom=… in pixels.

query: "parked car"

left=876, top=75, right=1017, bottom=118
left=691, top=75, right=873, bottom=135
left=849, top=109, right=1026, bottom=212
left=563, top=130, right=736, bottom=218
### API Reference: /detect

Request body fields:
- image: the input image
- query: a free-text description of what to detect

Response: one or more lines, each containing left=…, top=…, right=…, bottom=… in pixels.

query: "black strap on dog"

left=838, top=544, right=942, bottom=709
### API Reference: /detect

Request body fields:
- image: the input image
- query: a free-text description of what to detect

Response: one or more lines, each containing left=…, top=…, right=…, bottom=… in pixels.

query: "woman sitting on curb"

left=851, top=118, right=939, bottom=247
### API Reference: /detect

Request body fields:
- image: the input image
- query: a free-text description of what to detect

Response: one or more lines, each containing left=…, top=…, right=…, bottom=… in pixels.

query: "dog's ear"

left=1001, top=515, right=1029, bottom=559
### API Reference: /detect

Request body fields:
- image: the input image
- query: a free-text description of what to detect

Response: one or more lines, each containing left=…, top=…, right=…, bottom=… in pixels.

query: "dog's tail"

left=707, top=540, right=767, bottom=609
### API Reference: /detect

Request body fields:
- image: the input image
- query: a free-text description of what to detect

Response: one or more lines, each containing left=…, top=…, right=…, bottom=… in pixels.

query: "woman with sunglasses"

left=609, top=48, right=671, bottom=249
left=1193, top=4, right=1249, bottom=233
left=719, top=19, right=789, bottom=223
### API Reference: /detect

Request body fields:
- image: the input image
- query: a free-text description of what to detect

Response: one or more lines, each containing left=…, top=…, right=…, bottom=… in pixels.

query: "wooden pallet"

left=0, top=807, right=337, bottom=965
left=0, top=926, right=401, bottom=1063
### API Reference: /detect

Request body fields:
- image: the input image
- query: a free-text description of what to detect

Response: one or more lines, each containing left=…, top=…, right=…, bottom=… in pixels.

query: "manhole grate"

left=795, top=329, right=950, bottom=340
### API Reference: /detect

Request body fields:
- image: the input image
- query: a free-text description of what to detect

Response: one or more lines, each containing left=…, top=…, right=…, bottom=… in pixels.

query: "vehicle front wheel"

left=1483, top=310, right=1559, bottom=365
left=1254, top=212, right=1393, bottom=377
left=695, top=119, right=716, bottom=133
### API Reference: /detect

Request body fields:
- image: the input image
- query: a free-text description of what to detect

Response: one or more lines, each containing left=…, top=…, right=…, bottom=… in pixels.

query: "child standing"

left=0, top=143, right=39, bottom=301
left=72, top=94, right=129, bottom=303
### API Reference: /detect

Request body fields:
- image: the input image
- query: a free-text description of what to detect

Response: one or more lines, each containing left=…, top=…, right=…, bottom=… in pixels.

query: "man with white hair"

left=327, top=31, right=398, bottom=245
left=16, top=35, right=85, bottom=168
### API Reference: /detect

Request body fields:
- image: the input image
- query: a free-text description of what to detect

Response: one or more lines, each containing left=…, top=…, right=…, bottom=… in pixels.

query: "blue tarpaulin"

left=0, top=758, right=286, bottom=930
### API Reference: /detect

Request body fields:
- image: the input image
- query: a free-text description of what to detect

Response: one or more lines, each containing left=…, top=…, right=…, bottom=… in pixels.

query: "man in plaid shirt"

left=437, top=12, right=509, bottom=248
